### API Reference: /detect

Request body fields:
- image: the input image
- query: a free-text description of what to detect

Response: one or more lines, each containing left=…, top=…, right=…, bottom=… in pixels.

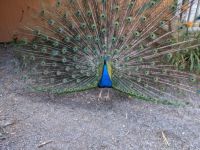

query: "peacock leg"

left=105, top=89, right=110, bottom=100
left=98, top=89, right=103, bottom=100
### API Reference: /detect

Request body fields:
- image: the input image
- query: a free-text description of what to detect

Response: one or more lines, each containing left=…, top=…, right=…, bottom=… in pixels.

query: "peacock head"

left=103, top=55, right=110, bottom=64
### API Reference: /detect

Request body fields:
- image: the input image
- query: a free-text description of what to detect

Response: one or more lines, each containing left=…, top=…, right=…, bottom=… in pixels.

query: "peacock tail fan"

left=14, top=0, right=200, bottom=106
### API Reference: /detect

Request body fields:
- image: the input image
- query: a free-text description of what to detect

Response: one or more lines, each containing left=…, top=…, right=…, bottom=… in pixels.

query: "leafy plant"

left=170, top=31, right=200, bottom=74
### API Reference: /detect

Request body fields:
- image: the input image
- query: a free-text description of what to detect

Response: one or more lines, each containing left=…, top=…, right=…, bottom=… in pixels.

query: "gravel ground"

left=0, top=45, right=200, bottom=150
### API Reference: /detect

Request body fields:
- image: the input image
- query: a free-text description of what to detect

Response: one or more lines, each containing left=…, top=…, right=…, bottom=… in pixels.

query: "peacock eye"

left=137, top=78, right=141, bottom=82
left=52, top=62, right=57, bottom=67
left=150, top=33, right=157, bottom=40
left=160, top=21, right=165, bottom=27
left=133, top=31, right=140, bottom=37
left=56, top=0, right=61, bottom=7
left=91, top=24, right=96, bottom=30
left=170, top=5, right=177, bottom=11
left=62, top=47, right=67, bottom=54
left=101, top=28, right=107, bottom=34
left=189, top=75, right=197, bottom=83
left=83, top=47, right=88, bottom=53
left=30, top=55, right=35, bottom=61
left=126, top=17, right=132, bottom=23
left=87, top=11, right=92, bottom=17
left=145, top=71, right=149, bottom=75
left=145, top=84, right=149, bottom=88
left=41, top=47, right=47, bottom=53
left=40, top=61, right=46, bottom=66
left=73, top=47, right=78, bottom=52
left=53, top=41, right=59, bottom=47
left=40, top=10, right=45, bottom=16
left=64, top=36, right=70, bottom=42
left=43, top=70, right=48, bottom=75
left=62, top=79, right=68, bottom=83
left=153, top=49, right=158, bottom=54
left=62, top=57, right=67, bottom=63
left=65, top=66, right=70, bottom=71
left=114, top=5, right=119, bottom=11
left=58, top=27, right=63, bottom=33
left=80, top=23, right=86, bottom=29
left=128, top=1, right=135, bottom=8
left=140, top=16, right=147, bottom=22
left=112, top=37, right=116, bottom=42
left=100, top=13, right=106, bottom=19
left=114, top=21, right=119, bottom=27
left=149, top=1, right=155, bottom=7
left=76, top=10, right=81, bottom=17
left=32, top=44, right=38, bottom=49
left=56, top=71, right=62, bottom=76
left=48, top=19, right=55, bottom=25
left=102, top=44, right=107, bottom=50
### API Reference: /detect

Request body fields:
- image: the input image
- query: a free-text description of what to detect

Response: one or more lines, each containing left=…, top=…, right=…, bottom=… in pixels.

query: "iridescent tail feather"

left=14, top=0, right=200, bottom=105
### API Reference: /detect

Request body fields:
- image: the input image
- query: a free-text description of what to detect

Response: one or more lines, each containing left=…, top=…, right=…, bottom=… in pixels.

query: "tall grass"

left=170, top=31, right=200, bottom=74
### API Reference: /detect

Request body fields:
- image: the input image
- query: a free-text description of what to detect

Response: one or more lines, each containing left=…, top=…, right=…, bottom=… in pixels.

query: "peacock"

left=14, top=0, right=200, bottom=105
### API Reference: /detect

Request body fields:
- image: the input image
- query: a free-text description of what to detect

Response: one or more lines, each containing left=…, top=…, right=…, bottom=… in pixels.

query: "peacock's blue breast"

left=98, top=63, right=112, bottom=88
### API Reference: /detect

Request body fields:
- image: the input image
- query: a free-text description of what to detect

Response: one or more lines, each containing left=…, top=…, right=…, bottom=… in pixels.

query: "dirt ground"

left=0, top=45, right=200, bottom=150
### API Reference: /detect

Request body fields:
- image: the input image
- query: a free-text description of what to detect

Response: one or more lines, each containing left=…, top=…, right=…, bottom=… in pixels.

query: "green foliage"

left=170, top=32, right=200, bottom=74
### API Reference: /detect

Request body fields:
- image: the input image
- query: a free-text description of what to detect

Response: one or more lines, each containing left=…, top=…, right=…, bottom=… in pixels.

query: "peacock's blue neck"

left=98, top=60, right=112, bottom=88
